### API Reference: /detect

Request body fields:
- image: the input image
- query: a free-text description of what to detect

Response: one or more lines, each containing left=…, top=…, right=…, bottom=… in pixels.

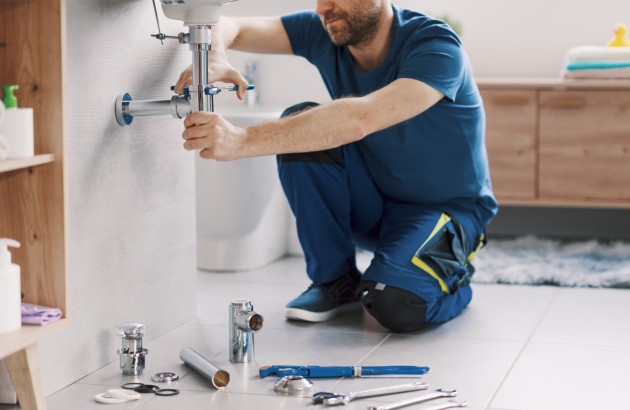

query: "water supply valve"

left=116, top=322, right=148, bottom=375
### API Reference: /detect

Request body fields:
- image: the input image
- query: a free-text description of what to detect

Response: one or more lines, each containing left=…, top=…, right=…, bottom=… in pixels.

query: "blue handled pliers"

left=259, top=365, right=429, bottom=378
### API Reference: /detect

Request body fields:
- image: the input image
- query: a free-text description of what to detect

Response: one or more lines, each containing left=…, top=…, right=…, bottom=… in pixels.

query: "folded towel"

left=21, top=303, right=62, bottom=325
left=566, top=60, right=630, bottom=70
left=562, top=66, right=630, bottom=79
left=565, top=46, right=630, bottom=62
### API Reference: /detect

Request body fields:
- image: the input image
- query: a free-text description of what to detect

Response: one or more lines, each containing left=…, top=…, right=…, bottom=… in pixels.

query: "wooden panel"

left=539, top=90, right=630, bottom=201
left=5, top=344, right=46, bottom=410
left=481, top=89, right=537, bottom=199
left=0, top=0, right=67, bottom=315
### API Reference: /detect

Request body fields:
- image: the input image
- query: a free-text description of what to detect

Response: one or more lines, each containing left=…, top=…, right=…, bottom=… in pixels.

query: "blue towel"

left=566, top=60, right=630, bottom=70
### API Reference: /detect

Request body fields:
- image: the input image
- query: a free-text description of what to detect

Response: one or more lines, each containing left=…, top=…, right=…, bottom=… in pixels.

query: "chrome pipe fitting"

left=116, top=322, right=148, bottom=376
left=229, top=299, right=263, bottom=363
left=115, top=94, right=192, bottom=126
left=114, top=25, right=214, bottom=126
left=180, top=347, right=230, bottom=389
left=189, top=25, right=212, bottom=113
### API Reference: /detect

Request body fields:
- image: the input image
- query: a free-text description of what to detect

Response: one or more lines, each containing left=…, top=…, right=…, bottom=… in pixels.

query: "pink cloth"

left=21, top=303, right=62, bottom=325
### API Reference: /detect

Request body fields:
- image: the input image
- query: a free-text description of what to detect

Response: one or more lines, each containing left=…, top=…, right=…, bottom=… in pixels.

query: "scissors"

left=259, top=365, right=429, bottom=378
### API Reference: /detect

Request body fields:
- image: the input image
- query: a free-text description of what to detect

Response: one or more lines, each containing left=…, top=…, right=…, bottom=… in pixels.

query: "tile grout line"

left=328, top=332, right=393, bottom=390
left=483, top=287, right=561, bottom=410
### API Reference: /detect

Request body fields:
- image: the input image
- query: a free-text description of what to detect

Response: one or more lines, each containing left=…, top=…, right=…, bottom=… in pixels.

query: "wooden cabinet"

left=0, top=1, right=68, bottom=409
left=482, top=89, right=537, bottom=199
left=479, top=78, right=630, bottom=208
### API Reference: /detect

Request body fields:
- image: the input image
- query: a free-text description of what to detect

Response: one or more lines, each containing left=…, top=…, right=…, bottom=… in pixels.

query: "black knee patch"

left=361, top=280, right=431, bottom=333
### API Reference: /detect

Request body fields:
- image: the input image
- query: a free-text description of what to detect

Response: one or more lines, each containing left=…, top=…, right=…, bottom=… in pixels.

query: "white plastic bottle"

left=0, top=238, right=22, bottom=334
left=0, top=85, right=34, bottom=158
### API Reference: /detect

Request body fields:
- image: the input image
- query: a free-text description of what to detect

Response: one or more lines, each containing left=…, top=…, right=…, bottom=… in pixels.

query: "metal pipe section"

left=115, top=94, right=192, bottom=126
left=180, top=347, right=230, bottom=389
left=229, top=299, right=263, bottom=363
left=189, top=25, right=213, bottom=113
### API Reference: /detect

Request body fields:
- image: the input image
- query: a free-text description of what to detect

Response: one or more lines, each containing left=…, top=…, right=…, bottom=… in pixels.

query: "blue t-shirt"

left=281, top=6, right=498, bottom=226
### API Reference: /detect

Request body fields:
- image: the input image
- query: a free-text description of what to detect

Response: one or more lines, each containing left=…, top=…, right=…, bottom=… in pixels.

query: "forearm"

left=240, top=99, right=369, bottom=157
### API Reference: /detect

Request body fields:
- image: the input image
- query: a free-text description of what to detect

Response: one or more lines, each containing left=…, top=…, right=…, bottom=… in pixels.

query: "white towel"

left=562, top=66, right=630, bottom=79
left=565, top=46, right=630, bottom=62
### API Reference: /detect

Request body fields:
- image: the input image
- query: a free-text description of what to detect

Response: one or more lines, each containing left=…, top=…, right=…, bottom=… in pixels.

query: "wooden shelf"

left=0, top=319, right=69, bottom=359
left=497, top=198, right=630, bottom=209
left=0, top=154, right=55, bottom=174
left=477, top=77, right=630, bottom=90
left=1, top=0, right=67, bottom=407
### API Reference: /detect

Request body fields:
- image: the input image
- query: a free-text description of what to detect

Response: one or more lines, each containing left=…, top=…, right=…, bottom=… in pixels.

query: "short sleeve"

left=397, top=26, right=465, bottom=102
left=281, top=11, right=331, bottom=64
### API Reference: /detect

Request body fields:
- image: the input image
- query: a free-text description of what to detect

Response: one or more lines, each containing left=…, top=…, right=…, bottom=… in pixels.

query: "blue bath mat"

left=472, top=236, right=630, bottom=288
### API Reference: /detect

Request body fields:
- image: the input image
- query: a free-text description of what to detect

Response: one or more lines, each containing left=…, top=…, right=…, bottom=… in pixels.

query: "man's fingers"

left=174, top=66, right=193, bottom=94
left=183, top=112, right=217, bottom=130
left=224, top=69, right=250, bottom=100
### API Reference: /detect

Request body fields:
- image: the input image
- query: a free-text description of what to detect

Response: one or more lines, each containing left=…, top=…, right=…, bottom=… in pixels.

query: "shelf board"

left=498, top=198, right=630, bottom=209
left=0, top=154, right=55, bottom=174
left=0, top=318, right=69, bottom=359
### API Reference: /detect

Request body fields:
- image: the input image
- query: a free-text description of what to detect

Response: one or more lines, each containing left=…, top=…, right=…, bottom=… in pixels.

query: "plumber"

left=174, top=0, right=499, bottom=332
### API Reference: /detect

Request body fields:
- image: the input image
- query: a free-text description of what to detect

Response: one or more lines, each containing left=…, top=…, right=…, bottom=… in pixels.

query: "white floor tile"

left=490, top=342, right=630, bottom=410
left=353, top=333, right=524, bottom=408
left=425, top=284, right=558, bottom=342
left=531, top=287, right=630, bottom=346
left=47, top=383, right=156, bottom=410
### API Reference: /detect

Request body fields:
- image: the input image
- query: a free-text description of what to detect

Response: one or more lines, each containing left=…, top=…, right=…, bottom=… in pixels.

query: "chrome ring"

left=151, top=372, right=180, bottom=383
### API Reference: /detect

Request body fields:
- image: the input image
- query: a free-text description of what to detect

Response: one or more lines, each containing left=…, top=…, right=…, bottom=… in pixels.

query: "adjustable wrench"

left=367, top=390, right=462, bottom=410
left=313, top=382, right=428, bottom=406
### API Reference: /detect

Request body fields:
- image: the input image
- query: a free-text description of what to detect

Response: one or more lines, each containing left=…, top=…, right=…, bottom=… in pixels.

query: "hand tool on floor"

left=368, top=395, right=464, bottom=410
left=312, top=381, right=428, bottom=406
left=259, top=365, right=430, bottom=378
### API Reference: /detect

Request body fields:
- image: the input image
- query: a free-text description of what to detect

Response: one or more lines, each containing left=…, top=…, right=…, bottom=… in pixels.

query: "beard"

left=321, top=6, right=381, bottom=47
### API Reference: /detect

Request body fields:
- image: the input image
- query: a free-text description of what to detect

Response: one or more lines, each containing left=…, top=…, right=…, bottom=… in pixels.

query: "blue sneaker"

left=285, top=269, right=362, bottom=322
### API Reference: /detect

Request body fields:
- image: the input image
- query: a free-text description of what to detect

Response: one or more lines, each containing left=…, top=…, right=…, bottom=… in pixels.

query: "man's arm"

left=182, top=78, right=445, bottom=160
left=174, top=16, right=291, bottom=97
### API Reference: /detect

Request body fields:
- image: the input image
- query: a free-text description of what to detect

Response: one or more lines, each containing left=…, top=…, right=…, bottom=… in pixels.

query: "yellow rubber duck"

left=608, top=23, right=630, bottom=47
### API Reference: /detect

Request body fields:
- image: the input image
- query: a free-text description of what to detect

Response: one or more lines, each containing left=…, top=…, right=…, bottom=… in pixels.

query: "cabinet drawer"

left=481, top=89, right=537, bottom=199
left=539, top=90, right=630, bottom=201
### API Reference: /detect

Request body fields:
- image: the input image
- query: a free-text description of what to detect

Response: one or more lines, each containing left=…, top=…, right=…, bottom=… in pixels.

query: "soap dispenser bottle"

left=0, top=238, right=22, bottom=334
left=0, top=85, right=34, bottom=158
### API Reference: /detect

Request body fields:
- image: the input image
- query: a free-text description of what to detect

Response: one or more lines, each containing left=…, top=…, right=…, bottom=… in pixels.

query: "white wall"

left=35, top=0, right=197, bottom=395
left=218, top=0, right=630, bottom=108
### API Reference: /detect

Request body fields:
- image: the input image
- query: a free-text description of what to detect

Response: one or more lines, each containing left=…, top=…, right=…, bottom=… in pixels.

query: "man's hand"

left=182, top=111, right=248, bottom=161
left=173, top=50, right=250, bottom=100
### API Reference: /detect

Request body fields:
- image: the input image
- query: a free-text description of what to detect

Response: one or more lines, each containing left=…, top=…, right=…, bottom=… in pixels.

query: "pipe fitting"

left=229, top=299, right=263, bottom=363
left=180, top=347, right=230, bottom=389
left=116, top=322, right=148, bottom=376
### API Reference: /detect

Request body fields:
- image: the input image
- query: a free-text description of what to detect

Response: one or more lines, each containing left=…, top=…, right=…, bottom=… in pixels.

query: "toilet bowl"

left=196, top=106, right=289, bottom=271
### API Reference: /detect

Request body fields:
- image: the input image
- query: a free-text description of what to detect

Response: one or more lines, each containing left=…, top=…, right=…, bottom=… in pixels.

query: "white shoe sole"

left=284, top=301, right=363, bottom=323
